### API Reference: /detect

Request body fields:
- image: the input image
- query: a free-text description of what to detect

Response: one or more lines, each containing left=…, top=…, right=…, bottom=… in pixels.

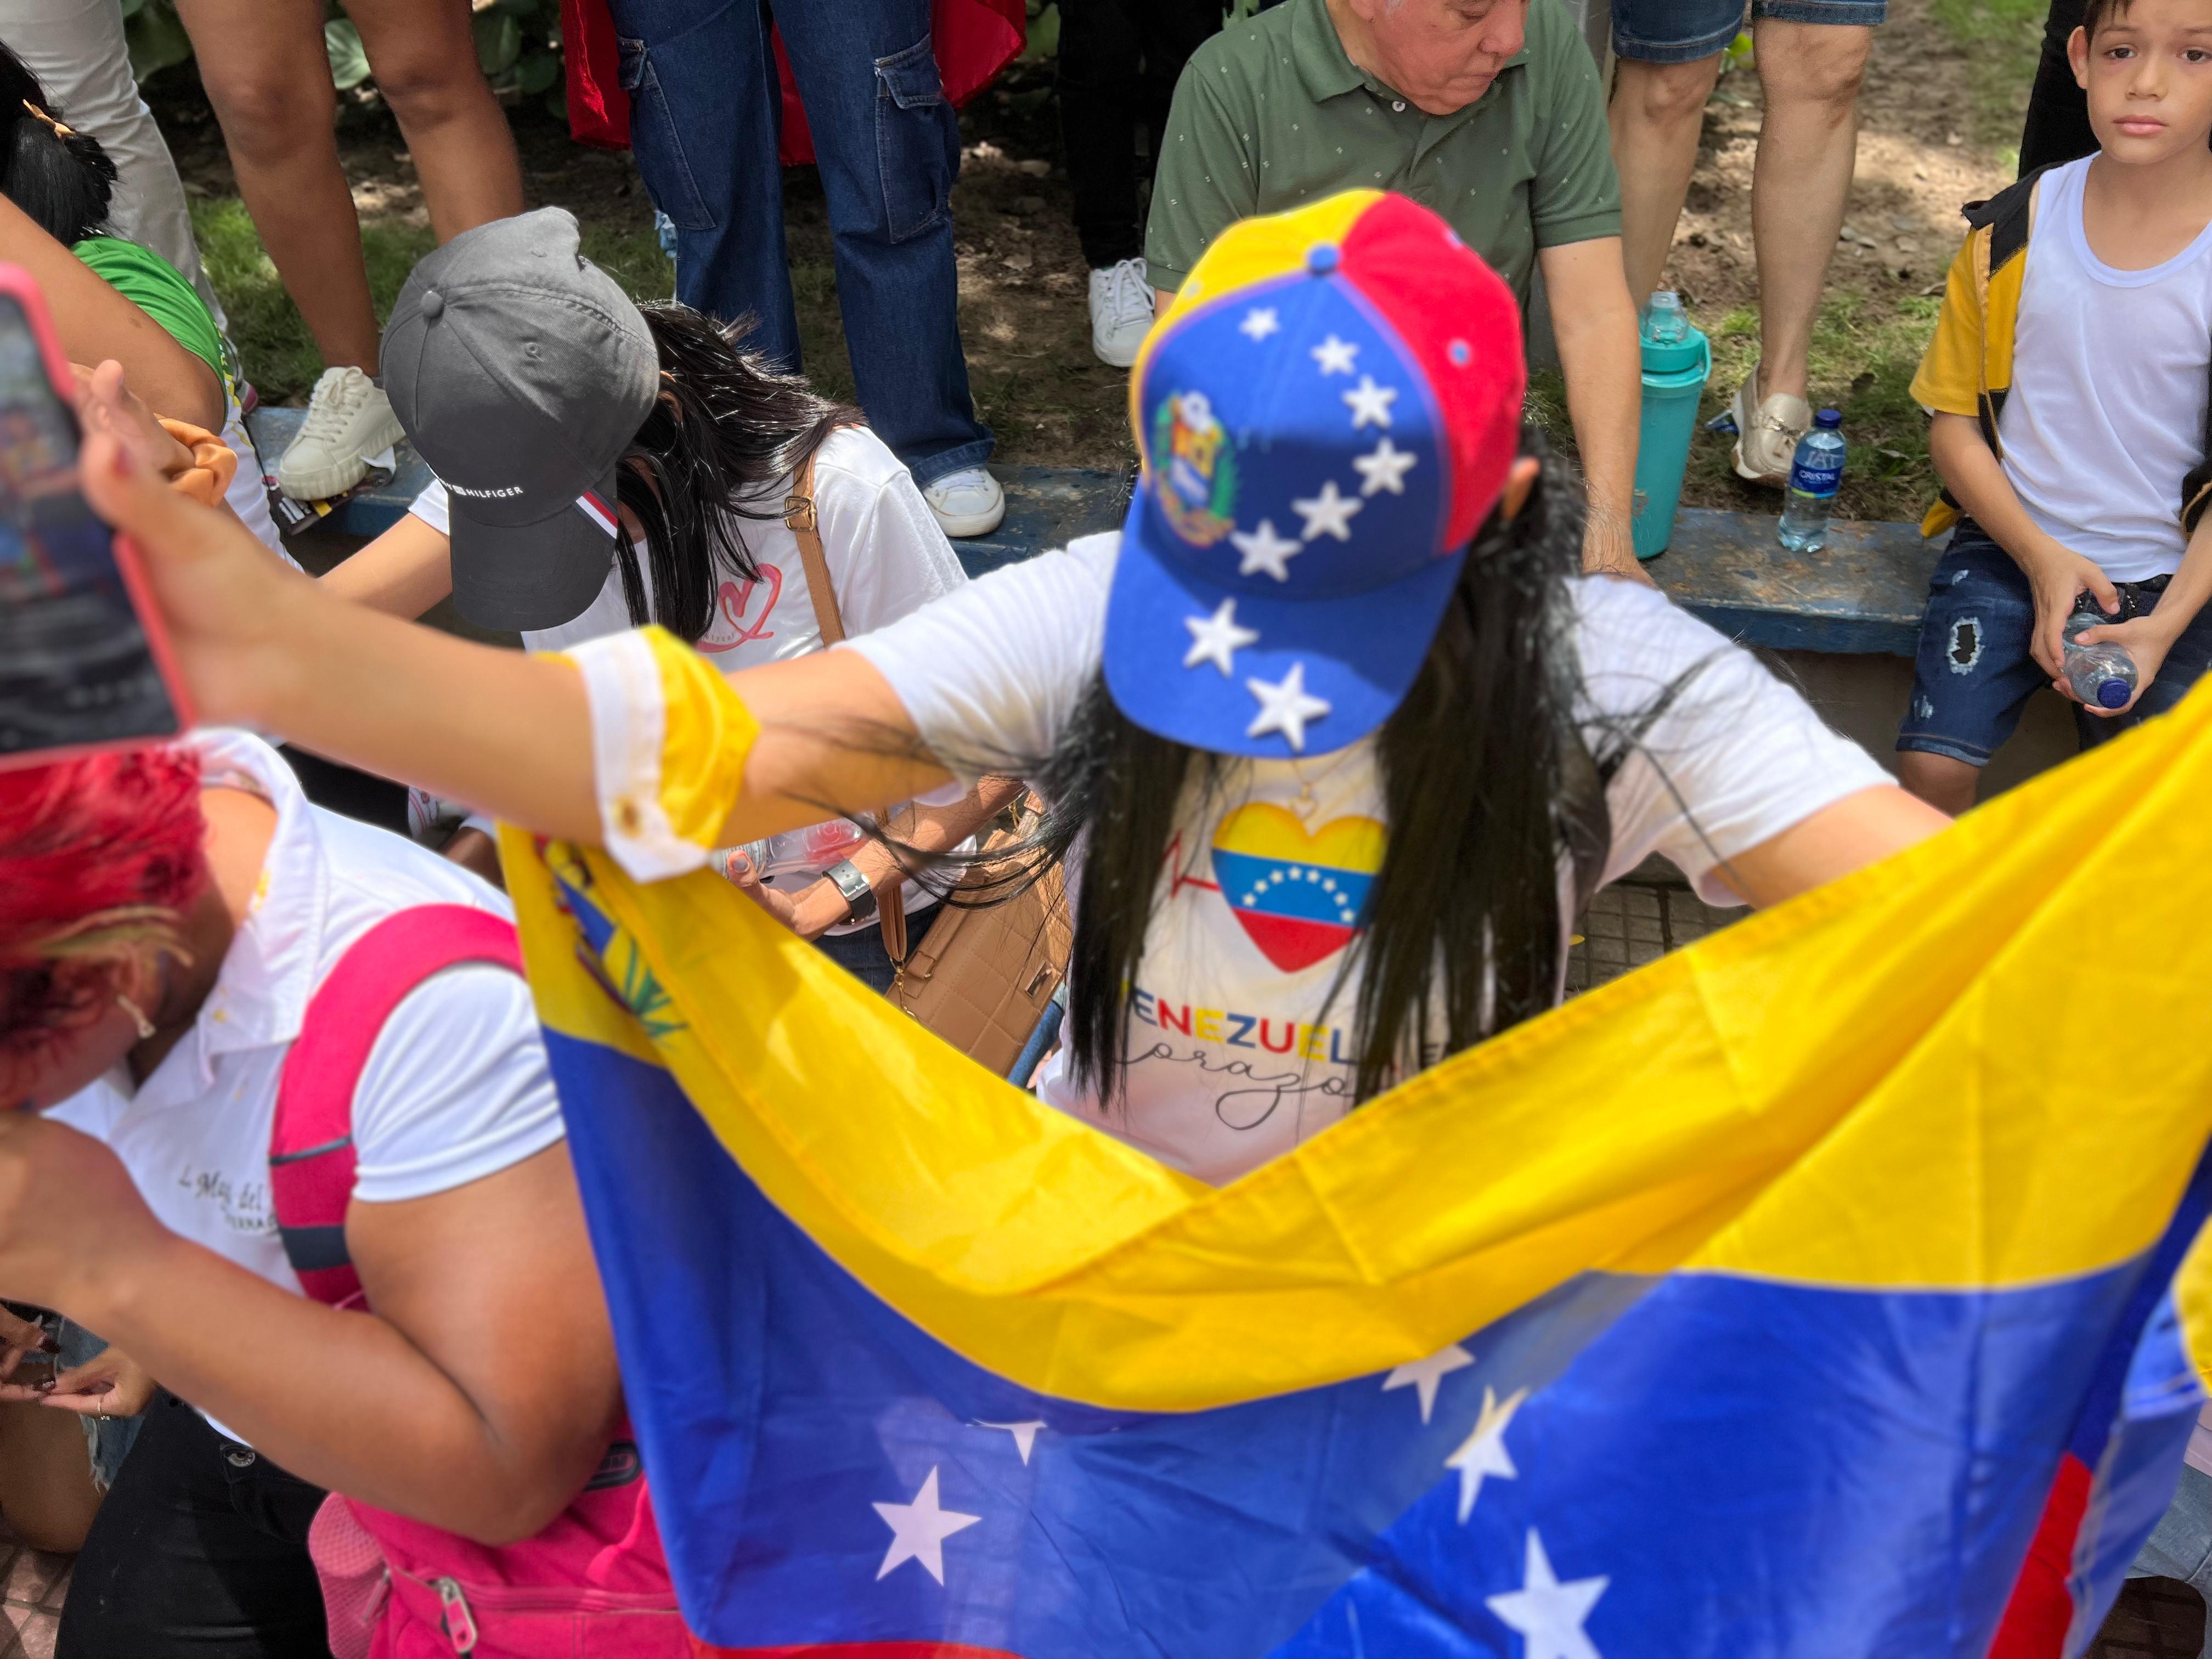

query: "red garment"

left=560, top=0, right=1025, bottom=161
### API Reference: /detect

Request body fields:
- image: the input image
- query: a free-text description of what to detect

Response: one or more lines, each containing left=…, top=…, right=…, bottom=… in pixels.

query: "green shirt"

left=1144, top=0, right=1620, bottom=307
left=72, top=234, right=228, bottom=388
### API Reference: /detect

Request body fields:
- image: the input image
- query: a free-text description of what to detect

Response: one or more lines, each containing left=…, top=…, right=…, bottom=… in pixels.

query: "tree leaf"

left=473, top=10, right=522, bottom=75
left=517, top=48, right=560, bottom=95
left=324, top=19, right=372, bottom=89
left=127, top=4, right=196, bottom=81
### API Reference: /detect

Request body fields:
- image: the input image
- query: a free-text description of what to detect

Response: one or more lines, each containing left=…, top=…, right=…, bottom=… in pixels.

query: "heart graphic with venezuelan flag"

left=1209, top=804, right=1387, bottom=972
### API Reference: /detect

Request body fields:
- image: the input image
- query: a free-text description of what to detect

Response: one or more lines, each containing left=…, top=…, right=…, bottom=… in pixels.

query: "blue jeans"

left=1897, top=520, right=2212, bottom=765
left=608, top=0, right=993, bottom=487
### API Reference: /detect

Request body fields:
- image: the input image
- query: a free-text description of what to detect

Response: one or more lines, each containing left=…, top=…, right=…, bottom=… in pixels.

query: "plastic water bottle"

left=1641, top=290, right=1690, bottom=346
left=1777, top=409, right=1846, bottom=554
left=2063, top=605, right=2138, bottom=710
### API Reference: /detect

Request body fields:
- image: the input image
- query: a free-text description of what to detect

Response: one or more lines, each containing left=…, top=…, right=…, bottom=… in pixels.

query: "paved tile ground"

left=0, top=1515, right=69, bottom=1659
left=2094, top=1577, right=2209, bottom=1657
left=1565, top=872, right=1738, bottom=994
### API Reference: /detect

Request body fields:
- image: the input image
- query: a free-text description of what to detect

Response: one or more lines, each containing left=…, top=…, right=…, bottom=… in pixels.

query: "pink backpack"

left=269, top=904, right=687, bottom=1658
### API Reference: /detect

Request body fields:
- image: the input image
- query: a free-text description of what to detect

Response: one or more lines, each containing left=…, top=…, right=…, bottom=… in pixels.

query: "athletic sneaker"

left=1088, top=257, right=1154, bottom=369
left=1728, top=364, right=1813, bottom=488
left=277, top=365, right=405, bottom=501
left=923, top=466, right=1006, bottom=538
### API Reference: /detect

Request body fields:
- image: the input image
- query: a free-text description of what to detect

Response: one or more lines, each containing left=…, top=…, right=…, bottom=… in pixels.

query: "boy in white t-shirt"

left=1898, top=0, right=2212, bottom=814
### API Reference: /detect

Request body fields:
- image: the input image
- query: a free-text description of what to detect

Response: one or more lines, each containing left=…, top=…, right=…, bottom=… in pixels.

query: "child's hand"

left=2024, top=539, right=2121, bottom=680
left=2061, top=613, right=2178, bottom=716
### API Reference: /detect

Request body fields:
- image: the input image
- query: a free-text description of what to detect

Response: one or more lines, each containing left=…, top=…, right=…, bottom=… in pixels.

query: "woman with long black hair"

left=326, top=208, right=1000, bottom=987
left=65, top=191, right=1947, bottom=1185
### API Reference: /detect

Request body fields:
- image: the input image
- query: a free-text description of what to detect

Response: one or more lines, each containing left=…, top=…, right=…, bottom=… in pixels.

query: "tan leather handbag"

left=783, top=458, right=1074, bottom=1075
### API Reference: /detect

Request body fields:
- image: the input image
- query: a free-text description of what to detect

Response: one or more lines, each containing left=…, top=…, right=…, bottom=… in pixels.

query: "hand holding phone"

left=0, top=264, right=191, bottom=767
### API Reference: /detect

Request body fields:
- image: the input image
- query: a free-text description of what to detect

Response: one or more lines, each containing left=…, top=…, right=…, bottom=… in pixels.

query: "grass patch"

left=1681, top=288, right=1940, bottom=523
left=193, top=198, right=673, bottom=404
left=1928, top=0, right=2042, bottom=151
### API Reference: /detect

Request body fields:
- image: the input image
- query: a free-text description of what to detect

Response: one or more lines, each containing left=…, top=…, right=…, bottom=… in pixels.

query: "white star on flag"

left=1448, top=1385, right=1527, bottom=1522
left=1245, top=662, right=1331, bottom=751
left=1229, top=518, right=1302, bottom=581
left=1310, top=334, right=1359, bottom=375
left=1485, top=1529, right=1608, bottom=1659
left=1383, top=1343, right=1473, bottom=1424
left=1342, top=375, right=1398, bottom=430
left=1239, top=307, right=1282, bottom=341
left=1183, top=598, right=1260, bottom=675
left=1292, top=479, right=1362, bottom=542
left=978, top=1421, right=1045, bottom=1466
left=872, top=1466, right=981, bottom=1585
left=1352, top=436, right=1418, bottom=496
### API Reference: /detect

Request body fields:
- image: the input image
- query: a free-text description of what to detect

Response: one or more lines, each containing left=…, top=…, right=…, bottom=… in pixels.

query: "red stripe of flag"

left=1987, top=1451, right=2095, bottom=1659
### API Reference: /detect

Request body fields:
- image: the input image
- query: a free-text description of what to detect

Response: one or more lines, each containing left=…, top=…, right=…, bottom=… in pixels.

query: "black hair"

left=0, top=44, right=116, bottom=246
left=1030, top=435, right=1610, bottom=1107
left=610, top=303, right=861, bottom=644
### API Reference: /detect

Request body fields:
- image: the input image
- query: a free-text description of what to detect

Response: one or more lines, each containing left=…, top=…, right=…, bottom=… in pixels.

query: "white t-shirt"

left=43, top=730, right=563, bottom=1442
left=409, top=427, right=968, bottom=932
left=1997, top=155, right=2212, bottom=582
left=843, top=534, right=1895, bottom=1186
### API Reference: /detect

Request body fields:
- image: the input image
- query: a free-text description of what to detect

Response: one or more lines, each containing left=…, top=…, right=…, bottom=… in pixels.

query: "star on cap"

left=1352, top=436, right=1418, bottom=496
left=1184, top=598, right=1260, bottom=675
left=1293, top=479, right=1362, bottom=542
left=1310, top=334, right=1359, bottom=375
left=1239, top=306, right=1282, bottom=341
left=1447, top=1385, right=1527, bottom=1522
left=1229, top=517, right=1302, bottom=581
left=1485, top=1530, right=1607, bottom=1659
left=1245, top=662, right=1331, bottom=751
left=1342, top=375, right=1398, bottom=431
left=872, top=1467, right=981, bottom=1585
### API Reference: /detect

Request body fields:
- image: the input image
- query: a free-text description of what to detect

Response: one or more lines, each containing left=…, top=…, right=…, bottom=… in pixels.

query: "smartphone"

left=0, top=264, right=190, bottom=768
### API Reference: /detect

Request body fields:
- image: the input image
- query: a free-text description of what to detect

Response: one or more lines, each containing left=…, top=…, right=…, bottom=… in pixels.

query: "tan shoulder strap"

left=785, top=441, right=910, bottom=963
left=783, top=449, right=845, bottom=646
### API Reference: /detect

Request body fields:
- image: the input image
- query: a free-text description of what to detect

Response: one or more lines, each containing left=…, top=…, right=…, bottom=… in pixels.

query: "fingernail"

left=32, top=1379, right=53, bottom=1394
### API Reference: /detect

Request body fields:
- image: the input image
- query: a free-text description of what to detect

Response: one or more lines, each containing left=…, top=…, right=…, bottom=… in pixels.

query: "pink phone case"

left=0, top=260, right=196, bottom=770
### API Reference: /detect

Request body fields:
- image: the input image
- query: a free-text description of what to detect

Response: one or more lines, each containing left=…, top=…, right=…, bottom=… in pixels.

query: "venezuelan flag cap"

left=1107, top=190, right=1525, bottom=759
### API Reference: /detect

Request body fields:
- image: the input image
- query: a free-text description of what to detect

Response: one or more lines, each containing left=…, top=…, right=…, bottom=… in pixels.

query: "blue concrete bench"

left=248, top=408, right=1936, bottom=657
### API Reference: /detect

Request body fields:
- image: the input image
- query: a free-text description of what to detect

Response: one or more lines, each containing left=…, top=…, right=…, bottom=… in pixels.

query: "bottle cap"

left=1815, top=408, right=1843, bottom=430
left=2097, top=678, right=2131, bottom=710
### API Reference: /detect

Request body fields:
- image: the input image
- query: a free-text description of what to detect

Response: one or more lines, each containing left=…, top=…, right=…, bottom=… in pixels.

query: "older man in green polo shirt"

left=1146, top=0, right=1644, bottom=580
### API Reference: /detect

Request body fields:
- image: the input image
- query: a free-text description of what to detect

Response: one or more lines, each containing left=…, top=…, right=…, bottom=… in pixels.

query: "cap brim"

left=447, top=462, right=620, bottom=633
left=1102, top=483, right=1466, bottom=760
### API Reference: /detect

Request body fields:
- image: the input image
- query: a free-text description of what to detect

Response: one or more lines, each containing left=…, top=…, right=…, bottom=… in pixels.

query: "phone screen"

left=0, top=295, right=182, bottom=763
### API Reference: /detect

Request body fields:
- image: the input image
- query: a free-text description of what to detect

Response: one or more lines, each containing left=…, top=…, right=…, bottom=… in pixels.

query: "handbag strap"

left=785, top=445, right=914, bottom=964
left=783, top=450, right=845, bottom=647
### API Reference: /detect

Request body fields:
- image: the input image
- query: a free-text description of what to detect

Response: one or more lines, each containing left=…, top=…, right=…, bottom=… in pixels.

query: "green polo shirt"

left=1144, top=0, right=1620, bottom=308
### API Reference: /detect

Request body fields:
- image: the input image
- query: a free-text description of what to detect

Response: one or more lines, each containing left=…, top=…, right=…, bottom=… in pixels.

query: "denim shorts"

left=1896, top=521, right=2212, bottom=766
left=1612, top=0, right=1884, bottom=63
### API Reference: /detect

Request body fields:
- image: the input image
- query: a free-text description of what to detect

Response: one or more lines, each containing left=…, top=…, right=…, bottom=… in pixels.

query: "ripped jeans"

left=1896, top=520, right=2212, bottom=765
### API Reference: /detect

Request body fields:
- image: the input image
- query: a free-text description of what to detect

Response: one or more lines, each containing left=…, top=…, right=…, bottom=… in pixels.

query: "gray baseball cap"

left=383, top=208, right=658, bottom=631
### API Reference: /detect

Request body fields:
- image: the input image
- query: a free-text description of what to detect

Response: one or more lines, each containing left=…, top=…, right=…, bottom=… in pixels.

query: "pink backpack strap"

left=270, top=905, right=524, bottom=1307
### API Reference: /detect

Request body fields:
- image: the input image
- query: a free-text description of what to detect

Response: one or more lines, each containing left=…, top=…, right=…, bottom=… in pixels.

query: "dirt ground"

left=145, top=0, right=2027, bottom=521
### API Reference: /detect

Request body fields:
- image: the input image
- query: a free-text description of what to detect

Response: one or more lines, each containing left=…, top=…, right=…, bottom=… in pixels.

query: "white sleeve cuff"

left=558, top=631, right=712, bottom=882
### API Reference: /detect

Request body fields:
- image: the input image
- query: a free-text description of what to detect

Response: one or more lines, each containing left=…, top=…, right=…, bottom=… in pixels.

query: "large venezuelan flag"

left=505, top=680, right=2212, bottom=1658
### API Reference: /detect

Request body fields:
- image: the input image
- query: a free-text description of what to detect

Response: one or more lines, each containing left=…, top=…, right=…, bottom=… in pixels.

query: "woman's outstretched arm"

left=80, top=414, right=950, bottom=849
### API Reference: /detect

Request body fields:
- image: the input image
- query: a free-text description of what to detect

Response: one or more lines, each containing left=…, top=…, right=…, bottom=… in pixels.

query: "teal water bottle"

left=1632, top=292, right=1712, bottom=561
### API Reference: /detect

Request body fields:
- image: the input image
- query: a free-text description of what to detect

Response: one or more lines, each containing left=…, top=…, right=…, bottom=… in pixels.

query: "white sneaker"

left=278, top=365, right=405, bottom=501
left=1088, top=257, right=1154, bottom=369
left=923, top=466, right=1006, bottom=538
left=1728, top=363, right=1813, bottom=488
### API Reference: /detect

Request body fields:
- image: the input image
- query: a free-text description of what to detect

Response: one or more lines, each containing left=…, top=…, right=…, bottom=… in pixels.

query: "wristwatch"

left=823, top=858, right=877, bottom=924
